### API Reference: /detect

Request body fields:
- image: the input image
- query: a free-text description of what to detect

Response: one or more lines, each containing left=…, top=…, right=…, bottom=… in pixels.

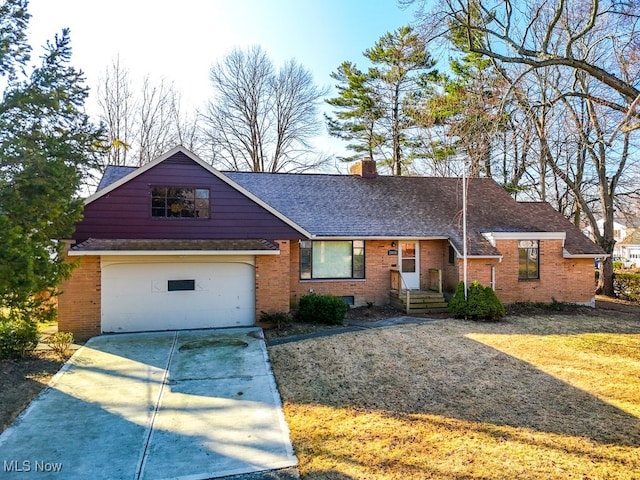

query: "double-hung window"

left=151, top=187, right=210, bottom=218
left=300, top=240, right=365, bottom=279
left=518, top=240, right=539, bottom=280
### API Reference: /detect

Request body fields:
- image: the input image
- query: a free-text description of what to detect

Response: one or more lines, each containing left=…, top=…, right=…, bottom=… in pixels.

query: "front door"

left=399, top=242, right=420, bottom=289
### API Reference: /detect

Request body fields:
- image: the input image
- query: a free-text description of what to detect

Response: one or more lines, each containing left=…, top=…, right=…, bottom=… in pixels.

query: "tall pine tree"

left=0, top=1, right=102, bottom=328
left=326, top=26, right=437, bottom=175
left=325, top=61, right=383, bottom=162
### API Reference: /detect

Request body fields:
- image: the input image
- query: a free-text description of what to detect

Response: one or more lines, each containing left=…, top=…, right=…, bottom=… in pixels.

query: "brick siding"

left=57, top=252, right=102, bottom=341
left=463, top=239, right=595, bottom=305
left=288, top=240, right=451, bottom=307
left=255, top=240, right=291, bottom=316
left=289, top=240, right=393, bottom=307
left=57, top=237, right=595, bottom=339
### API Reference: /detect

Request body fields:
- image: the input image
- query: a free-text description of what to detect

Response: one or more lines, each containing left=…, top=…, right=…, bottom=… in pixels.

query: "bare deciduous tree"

left=96, top=56, right=135, bottom=168
left=96, top=58, right=203, bottom=171
left=410, top=0, right=640, bottom=296
left=137, top=75, right=178, bottom=165
left=410, top=0, right=640, bottom=103
left=204, top=45, right=328, bottom=172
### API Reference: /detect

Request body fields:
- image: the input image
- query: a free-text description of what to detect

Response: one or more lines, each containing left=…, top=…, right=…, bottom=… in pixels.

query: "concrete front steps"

left=390, top=289, right=449, bottom=314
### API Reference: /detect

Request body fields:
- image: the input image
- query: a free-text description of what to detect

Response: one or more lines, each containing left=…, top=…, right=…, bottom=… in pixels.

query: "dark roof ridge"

left=225, top=170, right=498, bottom=181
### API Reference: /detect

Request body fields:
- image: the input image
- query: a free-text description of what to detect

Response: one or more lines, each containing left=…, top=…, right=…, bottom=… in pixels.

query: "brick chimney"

left=349, top=157, right=378, bottom=178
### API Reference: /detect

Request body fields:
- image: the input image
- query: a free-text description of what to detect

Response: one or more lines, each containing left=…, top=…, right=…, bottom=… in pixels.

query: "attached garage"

left=58, top=148, right=309, bottom=339
left=101, top=256, right=255, bottom=333
left=62, top=238, right=284, bottom=337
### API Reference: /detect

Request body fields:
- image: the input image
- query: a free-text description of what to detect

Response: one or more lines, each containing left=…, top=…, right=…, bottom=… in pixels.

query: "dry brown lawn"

left=268, top=313, right=640, bottom=479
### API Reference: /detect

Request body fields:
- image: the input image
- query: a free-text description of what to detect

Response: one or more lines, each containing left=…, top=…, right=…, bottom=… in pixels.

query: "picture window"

left=300, top=240, right=365, bottom=280
left=151, top=187, right=210, bottom=218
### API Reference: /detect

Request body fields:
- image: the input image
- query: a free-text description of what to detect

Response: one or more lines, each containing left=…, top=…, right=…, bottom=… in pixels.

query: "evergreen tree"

left=326, top=26, right=437, bottom=175
left=325, top=61, right=383, bottom=162
left=419, top=50, right=508, bottom=178
left=0, top=2, right=102, bottom=325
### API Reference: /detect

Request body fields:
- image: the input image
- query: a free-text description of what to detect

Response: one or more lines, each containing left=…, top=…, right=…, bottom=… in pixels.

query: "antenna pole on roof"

left=462, top=160, right=468, bottom=301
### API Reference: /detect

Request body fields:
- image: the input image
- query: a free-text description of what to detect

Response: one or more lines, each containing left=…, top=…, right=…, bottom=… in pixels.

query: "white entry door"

left=399, top=242, right=420, bottom=289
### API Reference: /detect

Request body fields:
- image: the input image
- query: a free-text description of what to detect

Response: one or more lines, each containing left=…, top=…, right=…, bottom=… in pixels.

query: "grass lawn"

left=268, top=313, right=640, bottom=479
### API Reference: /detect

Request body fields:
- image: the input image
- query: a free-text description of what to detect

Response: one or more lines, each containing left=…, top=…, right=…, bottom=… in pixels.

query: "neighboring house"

left=618, top=229, right=640, bottom=267
left=58, top=146, right=604, bottom=339
left=584, top=219, right=628, bottom=258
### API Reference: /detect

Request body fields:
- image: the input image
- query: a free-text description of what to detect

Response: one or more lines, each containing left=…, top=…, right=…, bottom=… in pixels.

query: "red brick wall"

left=464, top=239, right=595, bottom=304
left=418, top=240, right=455, bottom=291
left=57, top=253, right=101, bottom=341
left=289, top=240, right=394, bottom=306
left=442, top=248, right=459, bottom=294
left=255, top=240, right=291, bottom=316
left=463, top=258, right=500, bottom=288
left=288, top=240, right=450, bottom=306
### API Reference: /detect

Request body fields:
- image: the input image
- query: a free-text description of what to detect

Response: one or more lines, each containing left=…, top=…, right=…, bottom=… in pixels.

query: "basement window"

left=168, top=279, right=195, bottom=291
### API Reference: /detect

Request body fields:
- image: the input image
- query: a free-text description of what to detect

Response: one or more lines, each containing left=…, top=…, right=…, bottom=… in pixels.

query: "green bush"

left=448, top=281, right=505, bottom=321
left=0, top=315, right=39, bottom=359
left=296, top=293, right=348, bottom=325
left=613, top=272, right=640, bottom=302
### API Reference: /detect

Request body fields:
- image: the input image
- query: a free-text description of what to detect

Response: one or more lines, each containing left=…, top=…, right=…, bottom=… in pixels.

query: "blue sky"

left=26, top=0, right=424, bottom=159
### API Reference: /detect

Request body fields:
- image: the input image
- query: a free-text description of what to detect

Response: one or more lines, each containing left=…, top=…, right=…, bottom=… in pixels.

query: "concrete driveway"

left=0, top=328, right=298, bottom=479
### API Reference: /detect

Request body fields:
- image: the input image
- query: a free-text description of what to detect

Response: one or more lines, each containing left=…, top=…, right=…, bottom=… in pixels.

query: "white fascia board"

left=304, top=237, right=502, bottom=260
left=68, top=249, right=280, bottom=257
left=307, top=236, right=450, bottom=241
left=84, top=145, right=185, bottom=204
left=562, top=250, right=609, bottom=259
left=85, top=145, right=312, bottom=238
left=448, top=240, right=502, bottom=260
left=483, top=231, right=566, bottom=247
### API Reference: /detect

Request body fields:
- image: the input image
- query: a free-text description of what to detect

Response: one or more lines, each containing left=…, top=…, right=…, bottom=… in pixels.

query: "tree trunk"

left=596, top=256, right=615, bottom=297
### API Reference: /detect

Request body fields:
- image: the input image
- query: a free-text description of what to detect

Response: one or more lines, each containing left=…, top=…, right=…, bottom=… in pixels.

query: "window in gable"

left=151, top=187, right=210, bottom=218
left=518, top=240, right=539, bottom=280
left=300, top=240, right=365, bottom=280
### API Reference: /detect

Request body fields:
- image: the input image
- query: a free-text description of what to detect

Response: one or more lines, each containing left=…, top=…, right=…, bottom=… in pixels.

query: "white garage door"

left=101, top=257, right=255, bottom=333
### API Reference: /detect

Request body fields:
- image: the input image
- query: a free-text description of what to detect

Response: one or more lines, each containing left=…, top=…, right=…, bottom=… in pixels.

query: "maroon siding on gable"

left=73, top=152, right=305, bottom=242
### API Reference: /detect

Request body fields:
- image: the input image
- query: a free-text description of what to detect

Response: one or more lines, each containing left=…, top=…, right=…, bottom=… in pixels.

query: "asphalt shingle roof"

left=97, top=166, right=136, bottom=191
left=72, top=238, right=279, bottom=252
left=95, top=165, right=603, bottom=257
left=620, top=228, right=640, bottom=245
left=227, top=172, right=604, bottom=256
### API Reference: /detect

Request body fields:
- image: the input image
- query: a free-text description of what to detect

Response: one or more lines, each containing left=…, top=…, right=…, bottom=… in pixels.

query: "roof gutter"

left=562, top=250, right=609, bottom=259
left=307, top=235, right=450, bottom=241
left=482, top=231, right=566, bottom=248
left=68, top=249, right=280, bottom=257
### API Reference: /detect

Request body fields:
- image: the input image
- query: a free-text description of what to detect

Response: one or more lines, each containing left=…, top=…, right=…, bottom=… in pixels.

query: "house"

left=618, top=229, right=640, bottom=267
left=584, top=218, right=629, bottom=258
left=58, top=146, right=604, bottom=339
